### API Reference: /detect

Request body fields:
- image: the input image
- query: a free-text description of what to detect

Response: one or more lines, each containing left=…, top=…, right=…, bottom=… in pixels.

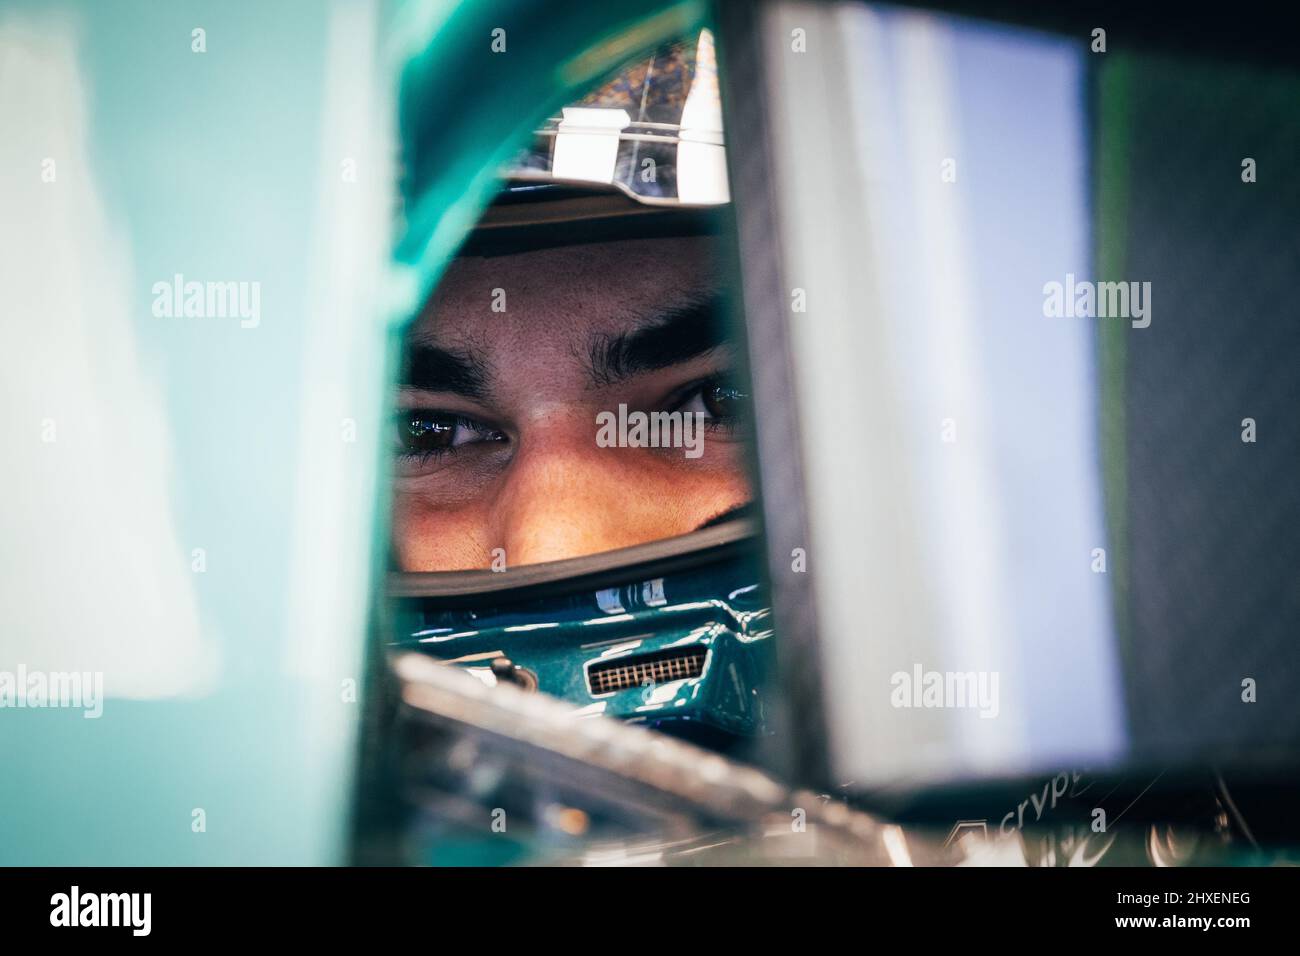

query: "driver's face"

left=391, top=235, right=754, bottom=571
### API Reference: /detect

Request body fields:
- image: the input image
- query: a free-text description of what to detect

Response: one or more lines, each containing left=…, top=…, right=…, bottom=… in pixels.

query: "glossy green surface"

left=1, top=0, right=391, bottom=866
left=394, top=552, right=776, bottom=740
left=0, top=0, right=704, bottom=865
left=392, top=0, right=707, bottom=307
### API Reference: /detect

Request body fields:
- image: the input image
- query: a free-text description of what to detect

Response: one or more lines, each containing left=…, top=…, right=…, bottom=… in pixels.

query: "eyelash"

left=394, top=411, right=505, bottom=463
left=670, top=377, right=751, bottom=435
left=394, top=376, right=750, bottom=462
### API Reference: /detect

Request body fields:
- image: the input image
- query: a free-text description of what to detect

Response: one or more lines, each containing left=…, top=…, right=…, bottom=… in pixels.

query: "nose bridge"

left=496, top=430, right=645, bottom=566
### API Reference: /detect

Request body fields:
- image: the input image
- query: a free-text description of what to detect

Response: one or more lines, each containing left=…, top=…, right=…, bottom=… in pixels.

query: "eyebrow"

left=399, top=342, right=492, bottom=400
left=584, top=295, right=728, bottom=388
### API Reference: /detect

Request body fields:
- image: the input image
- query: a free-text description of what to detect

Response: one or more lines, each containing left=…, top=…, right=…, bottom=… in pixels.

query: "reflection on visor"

left=509, top=28, right=728, bottom=205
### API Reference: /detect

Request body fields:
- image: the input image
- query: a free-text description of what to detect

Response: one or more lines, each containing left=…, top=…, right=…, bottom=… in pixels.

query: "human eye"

left=671, top=376, right=752, bottom=436
left=393, top=409, right=507, bottom=464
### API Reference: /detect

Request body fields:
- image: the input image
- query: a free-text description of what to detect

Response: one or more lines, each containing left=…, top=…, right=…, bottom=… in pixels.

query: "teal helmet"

left=391, top=517, right=774, bottom=748
left=387, top=30, right=776, bottom=749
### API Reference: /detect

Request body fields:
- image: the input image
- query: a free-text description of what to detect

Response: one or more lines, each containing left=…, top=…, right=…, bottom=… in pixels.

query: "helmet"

left=509, top=27, right=728, bottom=205
left=387, top=29, right=776, bottom=749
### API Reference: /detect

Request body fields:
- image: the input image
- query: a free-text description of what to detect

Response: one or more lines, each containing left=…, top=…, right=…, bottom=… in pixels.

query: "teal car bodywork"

left=0, top=0, right=713, bottom=866
left=393, top=553, right=776, bottom=742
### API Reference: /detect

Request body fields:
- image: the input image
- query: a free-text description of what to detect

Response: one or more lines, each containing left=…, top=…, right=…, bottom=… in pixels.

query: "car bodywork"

left=392, top=537, right=775, bottom=744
